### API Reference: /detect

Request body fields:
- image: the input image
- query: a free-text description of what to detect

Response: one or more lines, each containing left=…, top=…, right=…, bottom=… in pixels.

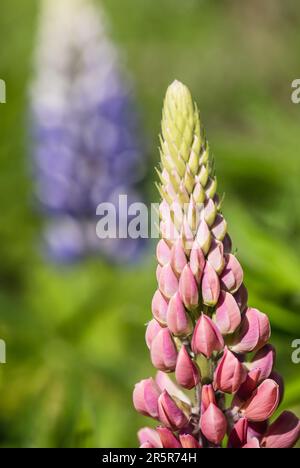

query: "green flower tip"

left=159, top=81, right=208, bottom=203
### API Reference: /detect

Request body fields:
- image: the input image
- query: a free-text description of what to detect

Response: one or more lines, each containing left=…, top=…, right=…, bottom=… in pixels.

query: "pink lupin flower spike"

left=133, top=81, right=299, bottom=449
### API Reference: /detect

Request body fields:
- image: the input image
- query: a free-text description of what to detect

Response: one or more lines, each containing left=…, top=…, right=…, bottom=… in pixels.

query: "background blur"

left=1, top=0, right=300, bottom=447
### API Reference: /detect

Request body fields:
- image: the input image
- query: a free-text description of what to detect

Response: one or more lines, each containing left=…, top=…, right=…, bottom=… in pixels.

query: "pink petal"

left=262, top=411, right=300, bottom=449
left=138, top=427, right=162, bottom=448
left=157, top=427, right=181, bottom=448
left=241, top=379, right=280, bottom=422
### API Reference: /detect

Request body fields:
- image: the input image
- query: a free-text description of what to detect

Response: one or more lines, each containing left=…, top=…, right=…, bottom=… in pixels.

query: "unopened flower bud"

left=207, top=239, right=225, bottom=274
left=166, top=292, right=192, bottom=336
left=261, top=411, right=300, bottom=449
left=190, top=241, right=205, bottom=283
left=156, top=427, right=181, bottom=448
left=158, top=264, right=179, bottom=299
left=201, top=384, right=216, bottom=413
left=196, top=220, right=211, bottom=255
left=211, top=214, right=227, bottom=241
left=158, top=391, right=189, bottom=430
left=220, top=254, right=243, bottom=293
left=192, top=314, right=224, bottom=358
left=152, top=290, right=168, bottom=325
left=156, top=239, right=171, bottom=266
left=231, top=308, right=271, bottom=354
left=215, top=291, right=241, bottom=335
left=200, top=403, right=227, bottom=445
left=138, top=427, right=162, bottom=448
left=170, top=240, right=187, bottom=275
left=175, top=346, right=200, bottom=389
left=241, top=379, right=280, bottom=422
left=202, top=261, right=220, bottom=307
left=214, top=347, right=247, bottom=394
left=133, top=378, right=161, bottom=419
left=150, top=328, right=178, bottom=372
left=145, top=319, right=163, bottom=349
left=179, top=264, right=199, bottom=310
left=179, top=434, right=202, bottom=448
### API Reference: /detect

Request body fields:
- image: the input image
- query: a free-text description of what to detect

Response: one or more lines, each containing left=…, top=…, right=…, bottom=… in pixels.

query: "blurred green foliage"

left=0, top=0, right=300, bottom=447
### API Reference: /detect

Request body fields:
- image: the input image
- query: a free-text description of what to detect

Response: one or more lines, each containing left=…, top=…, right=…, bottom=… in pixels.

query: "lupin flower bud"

left=207, top=239, right=225, bottom=274
left=145, top=319, right=163, bottom=349
left=158, top=264, right=179, bottom=299
left=179, top=264, right=199, bottom=310
left=240, top=379, right=280, bottom=422
left=150, top=328, right=178, bottom=372
left=134, top=80, right=299, bottom=449
left=202, top=262, right=220, bottom=306
left=158, top=391, right=189, bottom=430
left=138, top=428, right=162, bottom=448
left=231, top=308, right=271, bottom=354
left=190, top=241, right=205, bottom=283
left=133, top=378, right=161, bottom=418
left=215, top=291, right=241, bottom=335
left=214, top=347, right=247, bottom=394
left=220, top=254, right=244, bottom=293
left=171, top=240, right=188, bottom=275
left=192, top=314, right=224, bottom=358
left=156, top=427, right=182, bottom=448
left=166, top=292, right=193, bottom=336
left=196, top=220, right=212, bottom=255
left=152, top=290, right=168, bottom=325
left=157, top=239, right=171, bottom=266
left=175, top=346, right=200, bottom=389
left=261, top=411, right=300, bottom=449
left=247, top=344, right=276, bottom=383
left=180, top=434, right=202, bottom=448
left=201, top=384, right=216, bottom=413
left=200, top=403, right=227, bottom=445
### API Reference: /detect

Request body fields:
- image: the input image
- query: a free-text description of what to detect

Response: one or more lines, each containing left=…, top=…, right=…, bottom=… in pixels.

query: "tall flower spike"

left=134, top=80, right=300, bottom=448
left=30, top=0, right=146, bottom=263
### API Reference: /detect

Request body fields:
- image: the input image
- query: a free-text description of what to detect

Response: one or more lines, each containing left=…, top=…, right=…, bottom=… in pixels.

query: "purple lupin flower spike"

left=133, top=80, right=300, bottom=449
left=30, top=0, right=146, bottom=263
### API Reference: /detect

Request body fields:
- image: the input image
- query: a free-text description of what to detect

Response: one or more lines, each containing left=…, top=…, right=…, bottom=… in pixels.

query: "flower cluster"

left=30, top=0, right=145, bottom=263
left=133, top=80, right=300, bottom=448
